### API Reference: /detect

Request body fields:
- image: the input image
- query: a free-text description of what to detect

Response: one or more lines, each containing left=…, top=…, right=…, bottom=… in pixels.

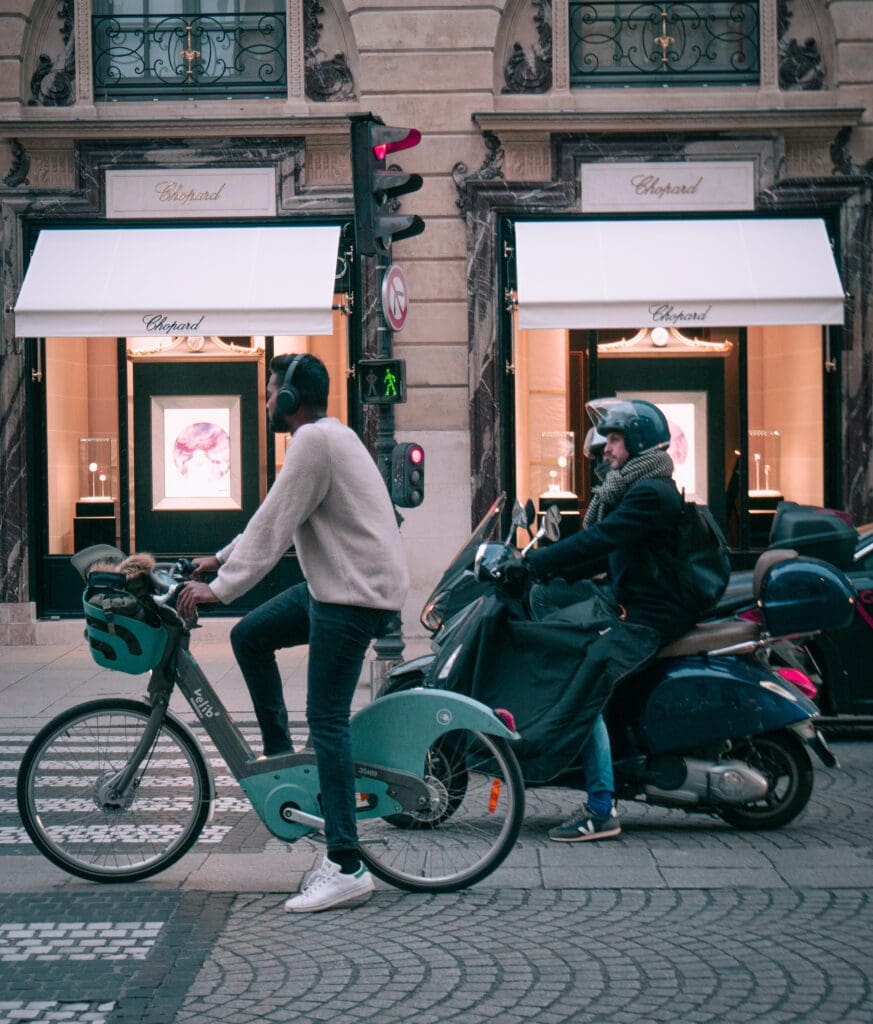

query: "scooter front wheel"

left=718, top=729, right=813, bottom=831
left=357, top=729, right=524, bottom=892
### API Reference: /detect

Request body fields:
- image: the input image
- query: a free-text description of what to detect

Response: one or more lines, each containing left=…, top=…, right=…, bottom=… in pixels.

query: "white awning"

left=14, top=225, right=342, bottom=338
left=515, top=218, right=845, bottom=329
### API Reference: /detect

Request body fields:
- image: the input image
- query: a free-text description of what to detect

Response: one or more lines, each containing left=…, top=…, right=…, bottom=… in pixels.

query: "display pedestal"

left=749, top=492, right=783, bottom=547
left=538, top=494, right=580, bottom=541
left=74, top=501, right=116, bottom=551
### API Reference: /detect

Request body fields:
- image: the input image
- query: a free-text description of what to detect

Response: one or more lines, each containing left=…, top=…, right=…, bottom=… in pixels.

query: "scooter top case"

left=758, top=555, right=856, bottom=636
left=619, top=656, right=820, bottom=757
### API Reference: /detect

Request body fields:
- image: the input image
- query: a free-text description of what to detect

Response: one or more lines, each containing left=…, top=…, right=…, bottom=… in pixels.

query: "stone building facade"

left=0, top=1, right=871, bottom=643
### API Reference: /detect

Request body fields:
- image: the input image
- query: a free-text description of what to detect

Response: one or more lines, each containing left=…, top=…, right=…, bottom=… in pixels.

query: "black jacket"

left=527, top=477, right=695, bottom=641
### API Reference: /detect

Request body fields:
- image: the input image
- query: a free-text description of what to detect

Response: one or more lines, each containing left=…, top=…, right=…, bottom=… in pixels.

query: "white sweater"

left=209, top=418, right=409, bottom=610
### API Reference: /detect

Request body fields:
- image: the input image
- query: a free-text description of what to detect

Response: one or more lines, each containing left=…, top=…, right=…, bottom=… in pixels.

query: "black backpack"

left=660, top=495, right=732, bottom=617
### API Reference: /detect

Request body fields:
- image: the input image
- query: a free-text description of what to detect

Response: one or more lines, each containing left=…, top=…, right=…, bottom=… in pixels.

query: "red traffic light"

left=351, top=117, right=425, bottom=256
left=391, top=442, right=425, bottom=507
left=373, top=128, right=421, bottom=161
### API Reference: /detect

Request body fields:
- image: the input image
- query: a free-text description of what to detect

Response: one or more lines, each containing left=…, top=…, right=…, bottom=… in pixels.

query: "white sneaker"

left=284, top=857, right=374, bottom=913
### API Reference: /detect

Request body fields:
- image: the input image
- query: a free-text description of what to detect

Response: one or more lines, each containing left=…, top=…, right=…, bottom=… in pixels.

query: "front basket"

left=83, top=587, right=167, bottom=674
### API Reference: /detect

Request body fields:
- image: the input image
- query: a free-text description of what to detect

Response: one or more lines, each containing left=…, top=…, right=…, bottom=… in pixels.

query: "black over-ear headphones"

left=276, top=354, right=305, bottom=417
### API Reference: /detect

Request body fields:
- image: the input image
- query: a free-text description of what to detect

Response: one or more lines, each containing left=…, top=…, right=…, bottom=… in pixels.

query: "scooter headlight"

left=421, top=592, right=447, bottom=632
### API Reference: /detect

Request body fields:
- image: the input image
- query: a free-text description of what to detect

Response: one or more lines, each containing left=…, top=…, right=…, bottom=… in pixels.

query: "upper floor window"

left=92, top=1, right=287, bottom=99
left=569, top=1, right=759, bottom=88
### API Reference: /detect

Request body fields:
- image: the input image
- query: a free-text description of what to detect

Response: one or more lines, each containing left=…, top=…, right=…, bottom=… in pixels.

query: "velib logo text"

left=192, top=688, right=219, bottom=720
left=649, top=303, right=713, bottom=324
left=143, top=314, right=206, bottom=334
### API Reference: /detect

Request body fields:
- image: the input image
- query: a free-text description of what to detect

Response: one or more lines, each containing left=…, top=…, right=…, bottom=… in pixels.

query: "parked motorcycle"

left=382, top=501, right=856, bottom=830
left=713, top=502, right=872, bottom=716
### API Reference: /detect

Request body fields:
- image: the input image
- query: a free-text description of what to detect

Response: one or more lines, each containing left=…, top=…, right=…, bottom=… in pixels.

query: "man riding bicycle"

left=177, top=353, right=409, bottom=912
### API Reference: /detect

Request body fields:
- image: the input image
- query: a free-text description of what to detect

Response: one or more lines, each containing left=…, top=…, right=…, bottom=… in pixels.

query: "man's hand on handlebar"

left=494, top=552, right=532, bottom=591
left=176, top=580, right=219, bottom=621
left=191, top=555, right=221, bottom=578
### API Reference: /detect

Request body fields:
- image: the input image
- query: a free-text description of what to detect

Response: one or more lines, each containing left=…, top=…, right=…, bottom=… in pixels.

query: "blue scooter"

left=382, top=501, right=855, bottom=830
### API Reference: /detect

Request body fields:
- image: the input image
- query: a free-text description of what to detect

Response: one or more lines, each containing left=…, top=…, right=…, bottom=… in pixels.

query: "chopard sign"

left=581, top=161, right=754, bottom=212
left=649, top=304, right=713, bottom=324
left=106, top=168, right=277, bottom=219
left=631, top=174, right=703, bottom=199
left=154, top=181, right=227, bottom=204
left=143, top=314, right=206, bottom=333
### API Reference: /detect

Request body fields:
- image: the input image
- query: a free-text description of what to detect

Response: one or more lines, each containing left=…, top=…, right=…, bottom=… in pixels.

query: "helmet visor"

left=585, top=398, right=638, bottom=430
left=583, top=426, right=607, bottom=459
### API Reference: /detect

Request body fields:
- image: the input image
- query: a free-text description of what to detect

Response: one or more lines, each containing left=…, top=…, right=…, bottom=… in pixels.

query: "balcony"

left=569, top=1, right=760, bottom=88
left=92, top=11, right=287, bottom=99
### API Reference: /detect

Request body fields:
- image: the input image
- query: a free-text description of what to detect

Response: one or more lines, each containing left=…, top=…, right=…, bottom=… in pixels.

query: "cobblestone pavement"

left=2, top=728, right=873, bottom=1022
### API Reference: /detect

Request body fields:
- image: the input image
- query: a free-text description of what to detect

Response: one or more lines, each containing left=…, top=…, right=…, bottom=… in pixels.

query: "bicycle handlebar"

left=149, top=560, right=200, bottom=628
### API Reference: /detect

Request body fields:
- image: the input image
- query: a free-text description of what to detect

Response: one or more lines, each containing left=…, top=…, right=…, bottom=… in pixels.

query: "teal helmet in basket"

left=74, top=544, right=167, bottom=675
left=83, top=585, right=167, bottom=675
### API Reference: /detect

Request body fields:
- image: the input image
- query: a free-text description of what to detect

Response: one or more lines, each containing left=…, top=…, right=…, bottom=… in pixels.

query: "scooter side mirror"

left=506, top=499, right=533, bottom=544
left=510, top=500, right=529, bottom=528
left=519, top=504, right=562, bottom=556
left=544, top=505, right=561, bottom=543
left=524, top=499, right=536, bottom=527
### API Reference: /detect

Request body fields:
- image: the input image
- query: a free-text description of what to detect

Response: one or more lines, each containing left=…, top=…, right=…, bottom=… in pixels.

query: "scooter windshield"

left=420, top=493, right=506, bottom=631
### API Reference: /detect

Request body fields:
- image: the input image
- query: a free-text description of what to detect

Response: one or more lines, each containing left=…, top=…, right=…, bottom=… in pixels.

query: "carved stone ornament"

left=831, top=127, right=873, bottom=181
left=452, top=134, right=506, bottom=215
left=777, top=0, right=824, bottom=91
left=29, top=0, right=76, bottom=107
left=304, top=0, right=355, bottom=101
left=2, top=141, right=30, bottom=188
left=503, top=0, right=552, bottom=94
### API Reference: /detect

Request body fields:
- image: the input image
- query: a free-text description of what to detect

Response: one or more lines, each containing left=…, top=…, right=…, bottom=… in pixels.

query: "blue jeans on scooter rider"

left=525, top=399, right=697, bottom=843
left=176, top=354, right=409, bottom=912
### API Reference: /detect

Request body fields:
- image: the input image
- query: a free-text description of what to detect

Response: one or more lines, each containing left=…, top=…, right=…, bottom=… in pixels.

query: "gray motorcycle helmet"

left=586, top=398, right=670, bottom=457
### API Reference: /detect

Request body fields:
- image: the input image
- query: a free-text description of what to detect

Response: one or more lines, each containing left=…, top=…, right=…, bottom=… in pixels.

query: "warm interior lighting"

left=598, top=327, right=733, bottom=353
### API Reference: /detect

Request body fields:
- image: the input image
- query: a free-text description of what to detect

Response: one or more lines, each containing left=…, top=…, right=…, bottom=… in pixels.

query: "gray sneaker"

left=284, top=857, right=374, bottom=912
left=548, top=803, right=621, bottom=843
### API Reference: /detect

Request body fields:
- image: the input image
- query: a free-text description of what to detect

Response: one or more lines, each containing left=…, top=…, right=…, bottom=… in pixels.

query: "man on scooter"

left=523, top=398, right=695, bottom=843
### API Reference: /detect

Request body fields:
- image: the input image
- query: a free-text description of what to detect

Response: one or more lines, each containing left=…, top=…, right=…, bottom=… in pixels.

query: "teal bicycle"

left=17, top=549, right=525, bottom=892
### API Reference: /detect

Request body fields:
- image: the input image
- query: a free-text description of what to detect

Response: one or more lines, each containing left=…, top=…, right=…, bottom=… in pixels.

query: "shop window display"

left=45, top=315, right=349, bottom=558
left=75, top=436, right=119, bottom=550
left=46, top=338, right=120, bottom=555
left=748, top=428, right=783, bottom=546
left=513, top=319, right=826, bottom=550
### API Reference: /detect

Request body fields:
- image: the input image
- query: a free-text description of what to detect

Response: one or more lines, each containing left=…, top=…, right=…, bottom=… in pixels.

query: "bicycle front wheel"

left=358, top=729, right=524, bottom=892
left=17, top=698, right=211, bottom=883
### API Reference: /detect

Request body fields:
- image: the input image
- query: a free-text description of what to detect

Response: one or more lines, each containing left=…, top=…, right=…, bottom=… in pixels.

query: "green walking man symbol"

left=383, top=366, right=398, bottom=399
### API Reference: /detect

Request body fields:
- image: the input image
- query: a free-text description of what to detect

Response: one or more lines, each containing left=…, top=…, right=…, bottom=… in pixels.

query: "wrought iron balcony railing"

left=569, top=1, right=760, bottom=87
left=92, top=12, right=287, bottom=98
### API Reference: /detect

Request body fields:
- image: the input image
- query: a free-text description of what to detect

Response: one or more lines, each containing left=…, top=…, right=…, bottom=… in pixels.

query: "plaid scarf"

left=583, top=448, right=675, bottom=527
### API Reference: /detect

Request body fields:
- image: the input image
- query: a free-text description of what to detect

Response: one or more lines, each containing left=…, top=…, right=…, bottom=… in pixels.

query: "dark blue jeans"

left=230, top=582, right=389, bottom=854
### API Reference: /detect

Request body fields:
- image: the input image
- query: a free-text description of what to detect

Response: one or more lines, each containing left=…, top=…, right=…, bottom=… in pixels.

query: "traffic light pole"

left=349, top=114, right=426, bottom=670
left=374, top=255, right=395, bottom=481
left=372, top=254, right=405, bottom=665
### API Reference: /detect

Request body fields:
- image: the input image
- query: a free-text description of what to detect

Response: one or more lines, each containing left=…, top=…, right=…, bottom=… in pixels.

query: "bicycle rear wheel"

left=358, top=729, right=524, bottom=892
left=17, top=698, right=211, bottom=883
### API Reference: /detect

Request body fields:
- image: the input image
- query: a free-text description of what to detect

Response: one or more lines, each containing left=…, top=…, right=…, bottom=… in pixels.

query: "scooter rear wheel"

left=357, top=729, right=524, bottom=892
left=718, top=729, right=813, bottom=831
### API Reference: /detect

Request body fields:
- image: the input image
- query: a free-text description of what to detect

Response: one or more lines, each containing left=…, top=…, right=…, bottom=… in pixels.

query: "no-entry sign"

left=381, top=264, right=409, bottom=331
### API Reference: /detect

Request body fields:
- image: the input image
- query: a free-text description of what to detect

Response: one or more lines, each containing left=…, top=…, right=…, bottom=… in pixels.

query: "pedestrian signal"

left=357, top=358, right=406, bottom=405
